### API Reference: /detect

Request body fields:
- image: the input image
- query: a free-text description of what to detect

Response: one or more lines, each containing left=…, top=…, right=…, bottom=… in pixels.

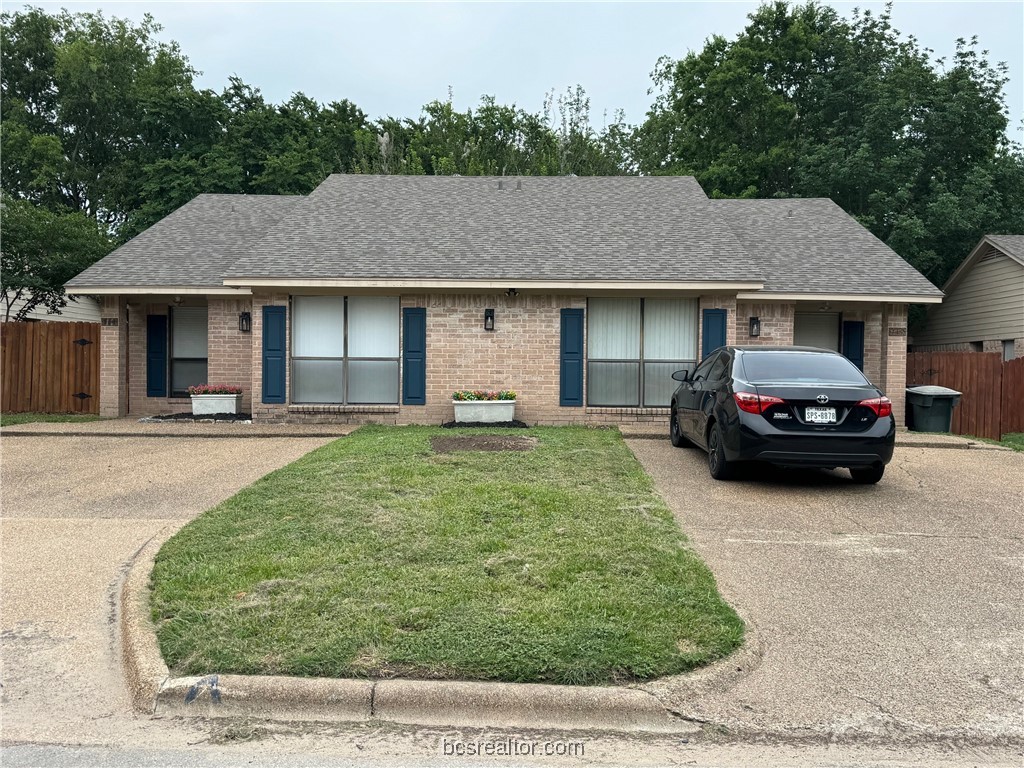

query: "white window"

left=291, top=296, right=399, bottom=404
left=1003, top=340, right=1015, bottom=361
left=587, top=298, right=698, bottom=407
left=170, top=307, right=208, bottom=396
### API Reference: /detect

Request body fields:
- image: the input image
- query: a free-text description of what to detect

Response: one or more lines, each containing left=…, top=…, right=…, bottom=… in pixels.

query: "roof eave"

left=221, top=278, right=767, bottom=292
left=735, top=291, right=944, bottom=304
left=64, top=285, right=254, bottom=296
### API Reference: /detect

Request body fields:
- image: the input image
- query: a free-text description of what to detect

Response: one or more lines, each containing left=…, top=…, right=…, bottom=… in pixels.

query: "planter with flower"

left=189, top=384, right=244, bottom=415
left=452, top=390, right=517, bottom=424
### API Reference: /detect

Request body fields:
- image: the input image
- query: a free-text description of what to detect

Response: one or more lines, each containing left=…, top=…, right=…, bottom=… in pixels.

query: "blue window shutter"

left=403, top=307, right=427, bottom=405
left=262, top=306, right=287, bottom=404
left=702, top=308, right=727, bottom=359
left=842, top=320, right=866, bottom=371
left=560, top=308, right=584, bottom=407
left=146, top=315, right=167, bottom=397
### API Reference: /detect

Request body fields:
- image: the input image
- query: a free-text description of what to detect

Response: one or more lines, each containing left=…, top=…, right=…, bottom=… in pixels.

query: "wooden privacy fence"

left=1, top=321, right=101, bottom=414
left=906, top=351, right=1024, bottom=440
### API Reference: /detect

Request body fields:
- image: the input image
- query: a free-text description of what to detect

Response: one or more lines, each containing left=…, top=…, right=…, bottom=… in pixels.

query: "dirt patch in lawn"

left=430, top=435, right=538, bottom=453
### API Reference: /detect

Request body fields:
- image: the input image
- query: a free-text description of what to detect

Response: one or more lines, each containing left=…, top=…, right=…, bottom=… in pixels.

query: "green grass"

left=151, top=426, right=743, bottom=685
left=963, top=432, right=1024, bottom=452
left=0, top=412, right=102, bottom=426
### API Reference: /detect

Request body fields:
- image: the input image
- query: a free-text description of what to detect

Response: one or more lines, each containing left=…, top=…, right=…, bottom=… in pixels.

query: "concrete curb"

left=119, top=538, right=751, bottom=733
left=118, top=533, right=172, bottom=713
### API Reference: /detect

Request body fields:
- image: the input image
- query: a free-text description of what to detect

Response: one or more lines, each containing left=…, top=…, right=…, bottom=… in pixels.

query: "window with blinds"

left=291, top=296, right=400, bottom=404
left=170, top=307, right=208, bottom=396
left=587, top=298, right=697, bottom=407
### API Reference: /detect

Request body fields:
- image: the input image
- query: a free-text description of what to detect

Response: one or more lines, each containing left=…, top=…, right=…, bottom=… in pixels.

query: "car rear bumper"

left=728, top=415, right=895, bottom=468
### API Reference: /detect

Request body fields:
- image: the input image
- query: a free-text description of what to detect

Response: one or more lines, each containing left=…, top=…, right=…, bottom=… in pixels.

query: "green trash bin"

left=905, top=385, right=962, bottom=433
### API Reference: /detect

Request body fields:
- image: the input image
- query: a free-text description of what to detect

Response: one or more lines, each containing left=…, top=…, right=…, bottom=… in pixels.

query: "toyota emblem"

left=816, top=394, right=830, bottom=404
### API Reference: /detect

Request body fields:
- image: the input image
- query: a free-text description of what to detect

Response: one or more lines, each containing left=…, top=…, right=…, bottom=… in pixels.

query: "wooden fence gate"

left=906, top=351, right=1024, bottom=440
left=1, top=321, right=101, bottom=414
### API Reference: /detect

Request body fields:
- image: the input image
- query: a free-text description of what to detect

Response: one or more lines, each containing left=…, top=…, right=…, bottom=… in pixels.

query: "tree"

left=1, top=7, right=205, bottom=233
left=636, top=1, right=1024, bottom=287
left=0, top=196, right=111, bottom=321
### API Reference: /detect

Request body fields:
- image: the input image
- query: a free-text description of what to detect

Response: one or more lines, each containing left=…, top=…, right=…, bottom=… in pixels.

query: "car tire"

left=670, top=408, right=688, bottom=448
left=707, top=421, right=734, bottom=480
left=850, top=465, right=885, bottom=484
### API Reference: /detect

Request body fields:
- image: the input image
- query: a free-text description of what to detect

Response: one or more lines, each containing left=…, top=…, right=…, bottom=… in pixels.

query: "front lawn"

left=0, top=412, right=102, bottom=426
left=151, top=426, right=743, bottom=685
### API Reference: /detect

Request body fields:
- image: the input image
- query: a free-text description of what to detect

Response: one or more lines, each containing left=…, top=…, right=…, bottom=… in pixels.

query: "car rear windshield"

left=740, top=352, right=869, bottom=385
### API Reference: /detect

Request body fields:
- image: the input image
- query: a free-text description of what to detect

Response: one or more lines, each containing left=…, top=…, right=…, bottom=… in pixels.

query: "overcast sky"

left=22, top=1, right=1024, bottom=138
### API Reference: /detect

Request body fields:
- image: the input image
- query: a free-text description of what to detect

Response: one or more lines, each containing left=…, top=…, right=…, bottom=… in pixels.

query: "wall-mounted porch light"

left=484, top=308, right=495, bottom=331
left=749, top=316, right=761, bottom=337
left=239, top=311, right=252, bottom=333
left=505, top=287, right=519, bottom=298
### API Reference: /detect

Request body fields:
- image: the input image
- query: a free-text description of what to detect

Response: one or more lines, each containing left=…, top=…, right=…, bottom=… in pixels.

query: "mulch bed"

left=431, top=435, right=538, bottom=453
left=140, top=413, right=253, bottom=423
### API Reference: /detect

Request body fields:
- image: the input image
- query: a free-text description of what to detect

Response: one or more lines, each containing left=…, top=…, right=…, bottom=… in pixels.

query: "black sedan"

left=669, top=346, right=895, bottom=483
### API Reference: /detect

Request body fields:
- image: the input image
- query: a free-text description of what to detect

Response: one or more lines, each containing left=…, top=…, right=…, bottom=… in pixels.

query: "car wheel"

left=850, top=465, right=885, bottom=484
left=670, top=408, right=688, bottom=448
left=707, top=421, right=734, bottom=480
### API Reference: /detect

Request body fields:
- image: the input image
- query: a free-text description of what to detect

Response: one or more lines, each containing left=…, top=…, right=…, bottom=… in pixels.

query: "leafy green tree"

left=0, top=196, right=111, bottom=321
left=1, top=7, right=204, bottom=231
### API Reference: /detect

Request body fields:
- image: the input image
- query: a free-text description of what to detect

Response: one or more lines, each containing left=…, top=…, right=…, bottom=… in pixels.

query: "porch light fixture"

left=749, top=316, right=761, bottom=337
left=239, top=312, right=252, bottom=333
left=484, top=308, right=495, bottom=331
left=505, top=287, right=519, bottom=298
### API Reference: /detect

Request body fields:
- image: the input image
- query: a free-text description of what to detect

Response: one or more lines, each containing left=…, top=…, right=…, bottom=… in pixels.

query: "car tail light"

left=857, top=396, right=893, bottom=417
left=734, top=391, right=786, bottom=414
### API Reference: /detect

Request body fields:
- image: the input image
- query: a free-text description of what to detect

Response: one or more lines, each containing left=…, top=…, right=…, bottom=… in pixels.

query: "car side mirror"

left=671, top=369, right=690, bottom=382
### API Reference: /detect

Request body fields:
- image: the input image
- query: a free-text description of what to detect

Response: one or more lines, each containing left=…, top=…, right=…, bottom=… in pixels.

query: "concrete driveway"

left=629, top=439, right=1024, bottom=745
left=1, top=432, right=335, bottom=746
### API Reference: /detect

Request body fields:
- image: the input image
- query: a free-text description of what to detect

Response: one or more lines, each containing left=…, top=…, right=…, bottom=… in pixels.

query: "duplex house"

left=67, top=175, right=942, bottom=425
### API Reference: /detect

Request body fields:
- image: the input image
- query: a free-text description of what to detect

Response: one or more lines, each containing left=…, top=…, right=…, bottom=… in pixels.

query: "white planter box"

left=452, top=400, right=516, bottom=423
left=191, top=393, right=243, bottom=415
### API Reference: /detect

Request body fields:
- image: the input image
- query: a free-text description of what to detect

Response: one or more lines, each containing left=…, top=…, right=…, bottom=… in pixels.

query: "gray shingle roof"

left=67, top=175, right=942, bottom=298
left=709, top=198, right=942, bottom=296
left=224, top=175, right=755, bottom=283
left=987, top=235, right=1024, bottom=266
left=66, top=194, right=304, bottom=287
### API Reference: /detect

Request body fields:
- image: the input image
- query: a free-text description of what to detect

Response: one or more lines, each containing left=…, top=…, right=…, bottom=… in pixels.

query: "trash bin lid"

left=906, top=385, right=962, bottom=397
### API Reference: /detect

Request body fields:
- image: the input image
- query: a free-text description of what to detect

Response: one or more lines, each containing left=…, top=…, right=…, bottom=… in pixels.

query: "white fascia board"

left=735, top=291, right=943, bottom=304
left=65, top=286, right=253, bottom=296
left=222, top=278, right=766, bottom=292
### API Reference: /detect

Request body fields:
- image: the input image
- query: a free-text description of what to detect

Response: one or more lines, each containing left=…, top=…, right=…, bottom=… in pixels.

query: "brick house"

left=67, top=175, right=942, bottom=426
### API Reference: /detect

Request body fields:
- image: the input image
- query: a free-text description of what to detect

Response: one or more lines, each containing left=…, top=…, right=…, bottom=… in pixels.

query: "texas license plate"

left=805, top=407, right=837, bottom=424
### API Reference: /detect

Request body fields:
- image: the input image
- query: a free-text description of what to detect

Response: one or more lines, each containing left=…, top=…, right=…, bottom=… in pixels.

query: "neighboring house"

left=910, top=235, right=1024, bottom=360
left=2, top=291, right=101, bottom=323
left=65, top=175, right=942, bottom=425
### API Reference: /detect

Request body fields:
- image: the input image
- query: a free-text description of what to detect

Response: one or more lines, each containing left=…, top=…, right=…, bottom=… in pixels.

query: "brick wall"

left=735, top=302, right=795, bottom=346
left=881, top=303, right=909, bottom=425
left=122, top=299, right=253, bottom=416
left=99, top=296, right=127, bottom=417
left=247, top=292, right=679, bottom=425
left=208, top=298, right=253, bottom=411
